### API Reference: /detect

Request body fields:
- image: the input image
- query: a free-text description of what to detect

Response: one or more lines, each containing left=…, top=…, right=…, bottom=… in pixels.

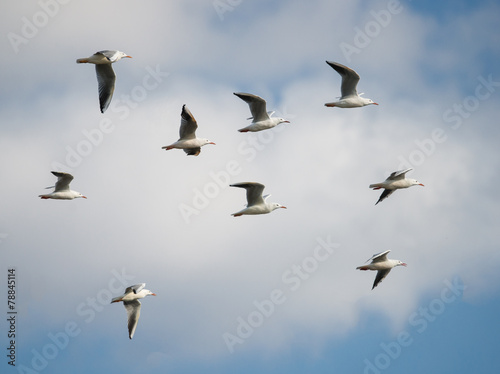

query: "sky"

left=1, top=0, right=500, bottom=373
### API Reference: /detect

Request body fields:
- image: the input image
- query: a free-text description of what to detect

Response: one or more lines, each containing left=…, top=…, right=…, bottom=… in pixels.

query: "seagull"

left=233, top=92, right=290, bottom=132
left=324, top=61, right=378, bottom=108
left=369, top=168, right=424, bottom=205
left=162, top=105, right=215, bottom=156
left=356, top=250, right=407, bottom=290
left=111, top=283, right=156, bottom=339
left=39, top=171, right=87, bottom=200
left=230, top=182, right=286, bottom=216
left=77, top=50, right=132, bottom=113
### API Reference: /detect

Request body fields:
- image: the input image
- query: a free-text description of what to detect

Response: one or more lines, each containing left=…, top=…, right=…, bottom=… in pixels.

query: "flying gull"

left=230, top=182, right=286, bottom=216
left=233, top=92, right=289, bottom=132
left=39, top=171, right=87, bottom=200
left=162, top=105, right=215, bottom=156
left=324, top=61, right=378, bottom=108
left=77, top=50, right=132, bottom=113
left=370, top=168, right=424, bottom=205
left=111, top=283, right=156, bottom=339
left=356, top=250, right=407, bottom=289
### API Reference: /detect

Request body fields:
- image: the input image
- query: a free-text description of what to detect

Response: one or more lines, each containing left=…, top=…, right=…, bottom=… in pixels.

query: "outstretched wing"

left=234, top=92, right=269, bottom=122
left=375, top=189, right=395, bottom=205
left=326, top=61, right=360, bottom=98
left=372, top=269, right=391, bottom=289
left=95, top=64, right=116, bottom=113
left=230, top=182, right=265, bottom=206
left=123, top=299, right=141, bottom=339
left=51, top=171, right=73, bottom=192
left=179, top=105, right=198, bottom=140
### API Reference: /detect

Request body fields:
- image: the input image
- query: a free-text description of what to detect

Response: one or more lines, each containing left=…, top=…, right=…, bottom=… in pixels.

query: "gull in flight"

left=230, top=182, right=286, bottom=216
left=162, top=105, right=215, bottom=156
left=324, top=61, right=378, bottom=108
left=356, top=250, right=407, bottom=290
left=233, top=92, right=289, bottom=132
left=111, top=283, right=156, bottom=339
left=77, top=50, right=132, bottom=113
left=370, top=168, right=424, bottom=205
left=39, top=171, right=87, bottom=200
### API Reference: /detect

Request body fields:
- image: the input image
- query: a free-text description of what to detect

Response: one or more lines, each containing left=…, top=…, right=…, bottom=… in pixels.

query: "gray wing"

left=184, top=147, right=201, bottom=156
left=95, top=64, right=116, bottom=113
left=372, top=269, right=391, bottom=290
left=124, top=283, right=145, bottom=295
left=230, top=182, right=265, bottom=206
left=387, top=168, right=412, bottom=180
left=369, top=250, right=390, bottom=263
left=179, top=105, right=198, bottom=140
left=375, top=189, right=395, bottom=205
left=234, top=92, right=269, bottom=122
left=51, top=171, right=73, bottom=192
left=123, top=299, right=141, bottom=339
left=326, top=61, right=360, bottom=98
left=96, top=50, right=120, bottom=62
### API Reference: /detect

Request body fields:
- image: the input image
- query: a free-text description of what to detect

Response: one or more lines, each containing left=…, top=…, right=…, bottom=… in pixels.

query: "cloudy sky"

left=1, top=0, right=500, bottom=373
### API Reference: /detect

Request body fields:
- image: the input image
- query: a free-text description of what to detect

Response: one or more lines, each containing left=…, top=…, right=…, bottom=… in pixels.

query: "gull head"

left=76, top=192, right=87, bottom=199
left=117, top=51, right=132, bottom=60
left=276, top=117, right=290, bottom=125
left=201, top=139, right=216, bottom=147
left=271, top=203, right=287, bottom=211
left=363, top=98, right=378, bottom=106
left=145, top=290, right=156, bottom=297
left=410, top=179, right=424, bottom=187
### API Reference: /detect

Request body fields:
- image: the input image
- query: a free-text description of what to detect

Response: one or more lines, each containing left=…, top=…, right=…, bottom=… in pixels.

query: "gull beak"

left=284, top=120, right=290, bottom=123
left=82, top=196, right=87, bottom=199
left=373, top=102, right=379, bottom=105
left=281, top=206, right=287, bottom=209
left=209, top=142, right=216, bottom=145
left=151, top=293, right=157, bottom=296
left=419, top=184, right=425, bottom=187
left=402, top=263, right=407, bottom=267
left=126, top=55, right=132, bottom=58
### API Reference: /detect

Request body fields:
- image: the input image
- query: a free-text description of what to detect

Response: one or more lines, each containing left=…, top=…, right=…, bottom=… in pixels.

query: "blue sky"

left=1, top=0, right=500, bottom=373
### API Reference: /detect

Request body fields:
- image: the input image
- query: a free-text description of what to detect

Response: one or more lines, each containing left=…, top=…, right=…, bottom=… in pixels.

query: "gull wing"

left=124, top=299, right=141, bottom=339
left=230, top=182, right=265, bottom=206
left=179, top=105, right=198, bottom=140
left=124, top=283, right=146, bottom=295
left=375, top=189, right=395, bottom=205
left=234, top=92, right=269, bottom=122
left=387, top=168, right=412, bottom=180
left=326, top=61, right=360, bottom=98
left=97, top=50, right=120, bottom=62
left=95, top=64, right=116, bottom=113
left=367, top=250, right=390, bottom=263
left=372, top=269, right=391, bottom=290
left=51, top=171, right=73, bottom=192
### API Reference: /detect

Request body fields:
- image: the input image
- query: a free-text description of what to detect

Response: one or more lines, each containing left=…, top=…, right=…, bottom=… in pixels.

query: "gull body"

left=356, top=250, right=407, bottom=290
left=369, top=168, right=424, bottom=205
left=234, top=92, right=289, bottom=132
left=324, top=61, right=378, bottom=108
left=111, top=283, right=156, bottom=339
left=230, top=182, right=286, bottom=216
left=39, top=171, right=86, bottom=200
left=77, top=50, right=132, bottom=113
left=162, top=105, right=215, bottom=156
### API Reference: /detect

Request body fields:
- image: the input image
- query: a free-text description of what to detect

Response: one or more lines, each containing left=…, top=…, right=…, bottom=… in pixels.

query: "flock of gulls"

left=38, top=50, right=425, bottom=339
